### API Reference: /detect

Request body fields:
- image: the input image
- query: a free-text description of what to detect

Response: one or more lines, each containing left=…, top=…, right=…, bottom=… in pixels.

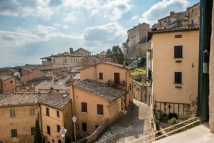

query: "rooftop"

left=74, top=79, right=127, bottom=101
left=0, top=93, right=38, bottom=107
left=74, top=48, right=91, bottom=53
left=0, top=93, right=70, bottom=110
left=0, top=75, right=13, bottom=81
left=148, top=25, right=199, bottom=40
left=38, top=93, right=70, bottom=110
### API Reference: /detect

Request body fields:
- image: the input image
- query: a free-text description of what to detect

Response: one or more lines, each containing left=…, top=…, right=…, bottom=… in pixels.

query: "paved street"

left=96, top=99, right=153, bottom=143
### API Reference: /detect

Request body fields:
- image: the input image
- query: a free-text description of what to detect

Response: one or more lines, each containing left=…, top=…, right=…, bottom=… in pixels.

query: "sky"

left=0, top=0, right=199, bottom=67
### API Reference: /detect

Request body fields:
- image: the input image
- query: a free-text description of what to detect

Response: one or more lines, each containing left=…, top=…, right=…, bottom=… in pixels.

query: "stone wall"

left=3, top=77, right=16, bottom=93
left=133, top=80, right=147, bottom=103
left=21, top=69, right=43, bottom=83
left=209, top=1, right=214, bottom=133
left=86, top=118, right=109, bottom=143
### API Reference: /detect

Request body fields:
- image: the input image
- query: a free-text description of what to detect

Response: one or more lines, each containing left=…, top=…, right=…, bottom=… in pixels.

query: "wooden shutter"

left=81, top=102, right=87, bottom=112
left=97, top=104, right=103, bottom=115
left=175, top=72, right=182, bottom=83
left=114, top=73, right=120, bottom=84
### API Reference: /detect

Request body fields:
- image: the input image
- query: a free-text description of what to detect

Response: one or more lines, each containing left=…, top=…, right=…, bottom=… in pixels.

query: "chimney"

left=70, top=48, right=73, bottom=54
left=51, top=54, right=53, bottom=56
left=123, top=61, right=126, bottom=68
left=170, top=11, right=175, bottom=16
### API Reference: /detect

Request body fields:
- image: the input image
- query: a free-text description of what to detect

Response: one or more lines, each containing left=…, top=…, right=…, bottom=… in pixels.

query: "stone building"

left=122, top=23, right=150, bottom=59
left=153, top=2, right=200, bottom=30
left=70, top=62, right=133, bottom=139
left=41, top=48, right=91, bottom=68
left=147, top=25, right=199, bottom=118
left=0, top=93, right=39, bottom=143
left=81, top=56, right=112, bottom=67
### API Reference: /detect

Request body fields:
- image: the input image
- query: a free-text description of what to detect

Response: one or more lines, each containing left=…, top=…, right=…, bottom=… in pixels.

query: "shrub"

left=168, top=117, right=178, bottom=126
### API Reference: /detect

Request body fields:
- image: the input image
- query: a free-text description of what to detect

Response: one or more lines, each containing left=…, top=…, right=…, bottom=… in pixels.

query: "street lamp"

left=72, top=116, right=77, bottom=142
left=60, top=127, right=67, bottom=143
left=24, top=131, right=28, bottom=143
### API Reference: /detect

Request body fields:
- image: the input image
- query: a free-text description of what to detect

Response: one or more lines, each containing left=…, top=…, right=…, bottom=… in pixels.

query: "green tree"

left=106, top=45, right=124, bottom=64
left=33, top=118, right=43, bottom=143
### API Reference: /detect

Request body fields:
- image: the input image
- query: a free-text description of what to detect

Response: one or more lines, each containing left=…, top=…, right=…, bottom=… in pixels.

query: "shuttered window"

left=31, top=127, right=35, bottom=135
left=97, top=104, right=103, bottom=115
left=81, top=102, right=87, bottom=112
left=57, top=125, right=61, bottom=132
left=11, top=129, right=17, bottom=137
left=30, top=108, right=35, bottom=115
left=10, top=109, right=15, bottom=117
left=114, top=73, right=120, bottom=84
left=174, top=46, right=183, bottom=58
left=56, top=111, right=60, bottom=118
left=174, top=72, right=182, bottom=84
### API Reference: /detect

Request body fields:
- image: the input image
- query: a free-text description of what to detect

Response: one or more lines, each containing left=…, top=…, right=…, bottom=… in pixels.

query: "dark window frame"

left=31, top=127, right=35, bottom=135
left=174, top=72, right=182, bottom=84
left=174, top=46, right=183, bottom=58
left=46, top=108, right=49, bottom=116
left=82, top=122, right=87, bottom=132
left=81, top=102, right=87, bottom=112
left=56, top=110, right=60, bottom=118
left=10, top=109, right=15, bottom=117
left=99, top=73, right=103, bottom=80
left=47, top=126, right=51, bottom=135
left=57, top=125, right=61, bottom=132
left=114, top=73, right=120, bottom=84
left=11, top=129, right=17, bottom=137
left=97, top=104, right=104, bottom=115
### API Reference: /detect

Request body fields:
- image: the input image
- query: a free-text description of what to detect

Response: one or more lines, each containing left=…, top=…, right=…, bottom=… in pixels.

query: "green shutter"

left=31, top=127, right=35, bottom=135
left=10, top=109, right=15, bottom=117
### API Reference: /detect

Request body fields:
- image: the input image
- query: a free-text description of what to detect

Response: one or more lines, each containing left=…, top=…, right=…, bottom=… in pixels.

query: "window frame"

left=99, top=73, right=103, bottom=80
left=174, top=72, right=182, bottom=84
left=114, top=73, right=120, bottom=84
left=81, top=102, right=87, bottom=112
left=97, top=104, right=104, bottom=115
left=11, top=129, right=17, bottom=137
left=10, top=109, right=15, bottom=117
left=56, top=110, right=60, bottom=118
left=82, top=122, right=87, bottom=132
left=30, top=108, right=35, bottom=115
left=174, top=45, right=183, bottom=58
left=57, top=125, right=61, bottom=132
left=46, top=108, right=49, bottom=116
left=47, top=126, right=51, bottom=135
left=31, top=127, right=35, bottom=135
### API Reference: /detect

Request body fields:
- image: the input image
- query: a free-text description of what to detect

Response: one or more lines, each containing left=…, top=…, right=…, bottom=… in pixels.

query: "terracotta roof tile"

left=74, top=79, right=127, bottom=101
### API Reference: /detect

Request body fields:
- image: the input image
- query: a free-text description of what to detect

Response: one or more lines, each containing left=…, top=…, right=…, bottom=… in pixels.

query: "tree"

left=106, top=45, right=124, bottom=64
left=33, top=118, right=43, bottom=143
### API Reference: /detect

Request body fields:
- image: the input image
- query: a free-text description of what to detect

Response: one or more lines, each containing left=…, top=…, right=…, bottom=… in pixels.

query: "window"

left=53, top=59, right=55, bottom=63
left=191, top=19, right=194, bottom=25
left=82, top=122, right=87, bottom=132
left=58, top=140, right=62, bottom=143
left=56, top=110, right=60, bottom=118
left=10, top=109, right=15, bottom=117
left=148, top=70, right=152, bottom=79
left=64, top=59, right=67, bottom=63
left=174, top=72, right=182, bottom=84
left=175, top=34, right=182, bottom=38
left=99, top=73, right=103, bottom=80
left=159, top=22, right=162, bottom=26
left=114, top=73, right=120, bottom=84
left=11, top=129, right=17, bottom=137
left=31, top=127, right=35, bottom=135
left=129, top=83, right=131, bottom=91
left=30, top=108, right=35, bottom=115
left=164, top=20, right=166, bottom=23
left=81, top=102, right=87, bottom=112
left=174, top=46, right=183, bottom=58
left=47, top=126, right=51, bottom=135
left=11, top=81, right=13, bottom=83
left=192, top=9, right=194, bottom=13
left=46, top=108, right=49, bottom=116
left=97, top=104, right=103, bottom=115
left=95, top=125, right=99, bottom=129
left=57, top=125, right=60, bottom=132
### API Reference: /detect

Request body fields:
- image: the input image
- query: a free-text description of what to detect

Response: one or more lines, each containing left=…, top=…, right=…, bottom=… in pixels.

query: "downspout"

left=198, top=0, right=213, bottom=121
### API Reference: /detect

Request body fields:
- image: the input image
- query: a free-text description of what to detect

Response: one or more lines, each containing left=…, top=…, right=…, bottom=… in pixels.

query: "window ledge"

left=97, top=114, right=104, bottom=116
left=81, top=112, right=88, bottom=114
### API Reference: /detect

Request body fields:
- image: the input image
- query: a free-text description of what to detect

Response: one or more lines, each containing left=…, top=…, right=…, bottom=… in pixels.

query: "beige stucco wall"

left=41, top=103, right=72, bottom=143
left=0, top=105, right=38, bottom=143
left=209, top=1, right=214, bottom=133
left=70, top=86, right=123, bottom=139
left=152, top=30, right=199, bottom=113
left=52, top=56, right=84, bottom=68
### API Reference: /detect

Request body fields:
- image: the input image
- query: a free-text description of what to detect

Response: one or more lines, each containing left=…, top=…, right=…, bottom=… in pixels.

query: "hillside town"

left=1, top=1, right=214, bottom=143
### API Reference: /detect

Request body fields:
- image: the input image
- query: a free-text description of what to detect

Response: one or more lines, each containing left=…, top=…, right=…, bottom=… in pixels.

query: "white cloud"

left=63, top=0, right=100, bottom=10
left=62, top=25, right=69, bottom=29
left=83, top=22, right=126, bottom=49
left=0, top=0, right=62, bottom=20
left=139, top=0, right=189, bottom=25
left=91, top=9, right=99, bottom=16
left=64, top=12, right=77, bottom=22
left=53, top=23, right=61, bottom=27
left=130, top=15, right=138, bottom=21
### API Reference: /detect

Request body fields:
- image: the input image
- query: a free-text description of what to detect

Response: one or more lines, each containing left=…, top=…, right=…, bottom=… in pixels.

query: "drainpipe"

left=197, top=0, right=213, bottom=121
